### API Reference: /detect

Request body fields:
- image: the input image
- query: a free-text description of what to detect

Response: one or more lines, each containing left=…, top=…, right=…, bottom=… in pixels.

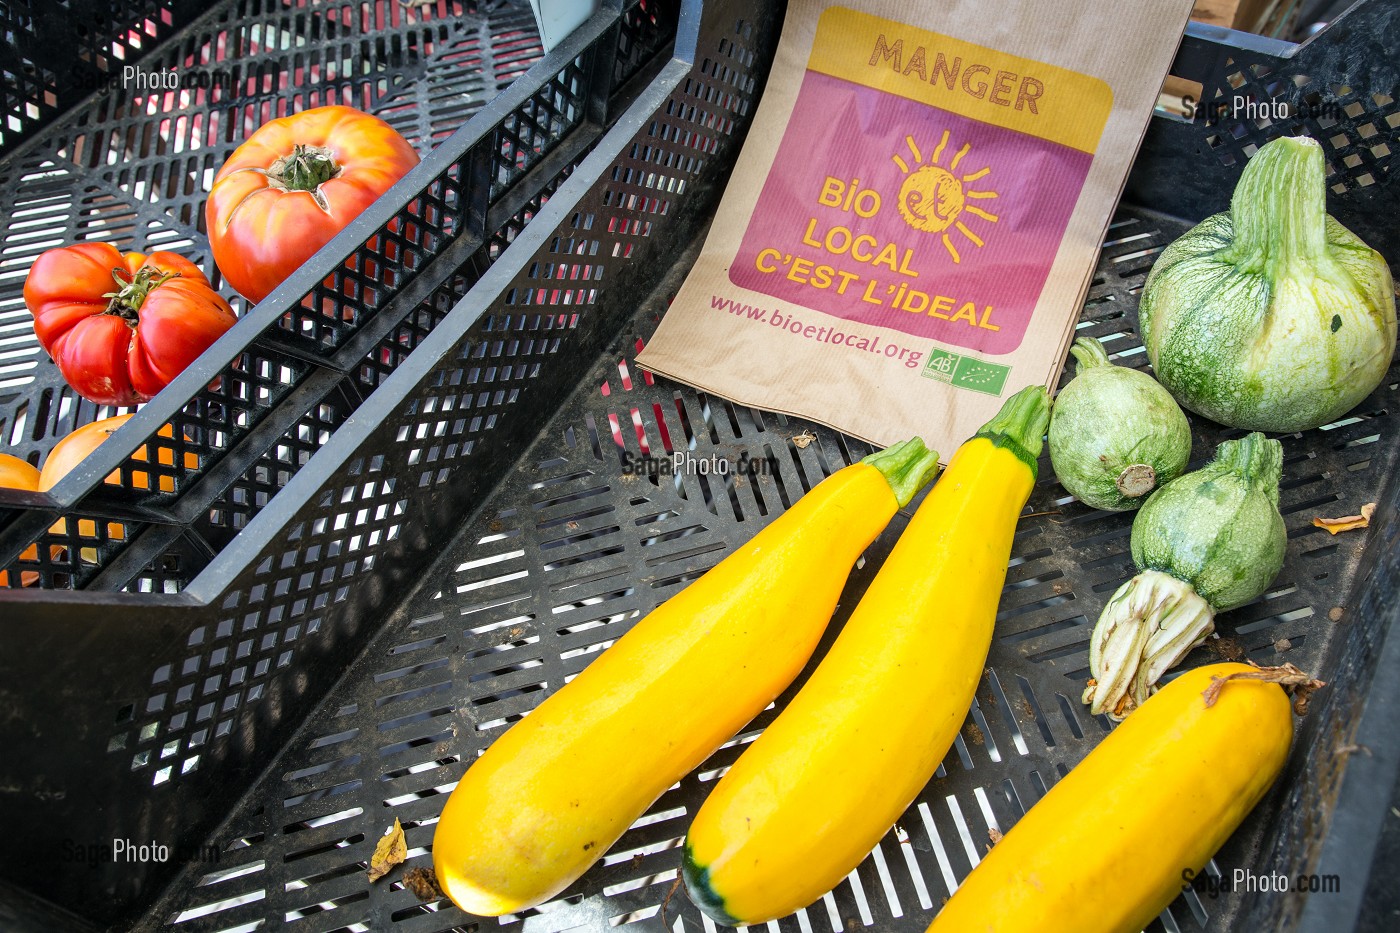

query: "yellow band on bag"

left=808, top=6, right=1112, bottom=154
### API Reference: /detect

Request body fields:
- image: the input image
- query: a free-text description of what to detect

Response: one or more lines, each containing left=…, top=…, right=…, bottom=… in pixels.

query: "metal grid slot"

left=145, top=203, right=1400, bottom=932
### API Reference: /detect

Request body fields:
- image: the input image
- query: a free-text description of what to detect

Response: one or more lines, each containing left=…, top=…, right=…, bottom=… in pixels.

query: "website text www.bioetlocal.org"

left=708, top=294, right=925, bottom=369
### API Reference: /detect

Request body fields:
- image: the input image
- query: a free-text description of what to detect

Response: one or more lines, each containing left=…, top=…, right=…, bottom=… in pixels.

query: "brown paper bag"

left=637, top=0, right=1195, bottom=454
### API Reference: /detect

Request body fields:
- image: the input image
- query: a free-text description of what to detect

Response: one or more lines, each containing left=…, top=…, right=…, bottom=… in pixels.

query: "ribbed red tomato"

left=206, top=105, right=420, bottom=304
left=24, top=243, right=237, bottom=407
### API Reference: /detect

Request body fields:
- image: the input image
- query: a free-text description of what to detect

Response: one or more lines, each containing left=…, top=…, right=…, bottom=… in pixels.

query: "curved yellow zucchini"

left=927, top=661, right=1294, bottom=933
left=683, top=386, right=1051, bottom=925
left=432, top=439, right=939, bottom=915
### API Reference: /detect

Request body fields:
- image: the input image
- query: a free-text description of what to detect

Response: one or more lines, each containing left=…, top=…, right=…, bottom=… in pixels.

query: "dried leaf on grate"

left=369, top=818, right=407, bottom=882
left=1312, top=502, right=1376, bottom=535
left=404, top=866, right=443, bottom=901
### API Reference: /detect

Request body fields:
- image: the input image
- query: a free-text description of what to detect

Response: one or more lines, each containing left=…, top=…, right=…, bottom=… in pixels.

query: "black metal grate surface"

left=144, top=206, right=1399, bottom=933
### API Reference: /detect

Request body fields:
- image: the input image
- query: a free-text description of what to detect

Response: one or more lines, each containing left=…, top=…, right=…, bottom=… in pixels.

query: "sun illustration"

left=892, top=131, right=1000, bottom=264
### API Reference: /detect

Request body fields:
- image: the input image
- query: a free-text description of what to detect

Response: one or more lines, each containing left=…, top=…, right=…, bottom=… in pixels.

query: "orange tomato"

left=30, top=415, right=200, bottom=576
left=0, top=453, right=40, bottom=491
left=1, top=417, right=201, bottom=588
left=40, top=414, right=133, bottom=491
left=40, top=414, right=197, bottom=493
left=206, top=105, right=420, bottom=303
left=0, top=453, right=42, bottom=587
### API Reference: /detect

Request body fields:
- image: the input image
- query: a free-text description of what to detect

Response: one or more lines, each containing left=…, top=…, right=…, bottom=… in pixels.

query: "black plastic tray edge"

left=1294, top=477, right=1400, bottom=929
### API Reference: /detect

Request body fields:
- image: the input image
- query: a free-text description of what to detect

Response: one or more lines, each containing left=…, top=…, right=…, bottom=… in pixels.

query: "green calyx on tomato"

left=270, top=144, right=343, bottom=192
left=225, top=144, right=345, bottom=217
left=102, top=266, right=179, bottom=325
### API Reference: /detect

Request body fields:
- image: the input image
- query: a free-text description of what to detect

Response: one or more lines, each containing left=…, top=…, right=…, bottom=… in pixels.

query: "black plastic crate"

left=0, top=0, right=672, bottom=595
left=2, top=0, right=1399, bottom=930
left=0, top=0, right=697, bottom=924
left=0, top=0, right=210, bottom=156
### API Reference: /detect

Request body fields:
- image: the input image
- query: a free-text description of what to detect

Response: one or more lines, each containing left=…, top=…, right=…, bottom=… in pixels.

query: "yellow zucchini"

left=683, top=386, right=1051, bottom=925
left=927, top=661, right=1294, bottom=933
left=432, top=439, right=939, bottom=915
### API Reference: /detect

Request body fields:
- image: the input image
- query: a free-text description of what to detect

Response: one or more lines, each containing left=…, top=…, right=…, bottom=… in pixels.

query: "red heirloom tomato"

left=205, top=105, right=420, bottom=304
left=24, top=243, right=237, bottom=407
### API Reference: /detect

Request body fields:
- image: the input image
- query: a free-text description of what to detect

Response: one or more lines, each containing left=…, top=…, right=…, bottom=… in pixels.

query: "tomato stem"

left=268, top=144, right=342, bottom=195
left=103, top=266, right=178, bottom=323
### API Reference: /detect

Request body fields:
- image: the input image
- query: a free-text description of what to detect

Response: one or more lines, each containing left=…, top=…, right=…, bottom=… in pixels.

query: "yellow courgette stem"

left=928, top=662, right=1295, bottom=933
left=683, top=386, right=1050, bottom=925
left=431, top=438, right=939, bottom=916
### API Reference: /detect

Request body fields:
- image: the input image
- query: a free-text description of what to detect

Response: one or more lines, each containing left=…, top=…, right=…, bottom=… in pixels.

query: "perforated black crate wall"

left=0, top=0, right=210, bottom=157
left=0, top=0, right=763, bottom=926
left=0, top=0, right=583, bottom=594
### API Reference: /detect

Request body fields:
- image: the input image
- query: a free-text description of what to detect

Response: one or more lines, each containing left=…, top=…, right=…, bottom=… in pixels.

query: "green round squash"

left=1048, top=337, right=1191, bottom=511
left=1139, top=135, right=1396, bottom=433
left=1130, top=432, right=1287, bottom=611
left=1084, top=433, right=1288, bottom=717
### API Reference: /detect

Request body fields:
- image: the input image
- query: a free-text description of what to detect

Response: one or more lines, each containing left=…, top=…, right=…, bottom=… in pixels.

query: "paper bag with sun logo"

left=637, top=0, right=1196, bottom=453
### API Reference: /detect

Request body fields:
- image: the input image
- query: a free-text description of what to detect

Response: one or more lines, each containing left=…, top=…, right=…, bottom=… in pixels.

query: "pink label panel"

left=731, top=69, right=1094, bottom=355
